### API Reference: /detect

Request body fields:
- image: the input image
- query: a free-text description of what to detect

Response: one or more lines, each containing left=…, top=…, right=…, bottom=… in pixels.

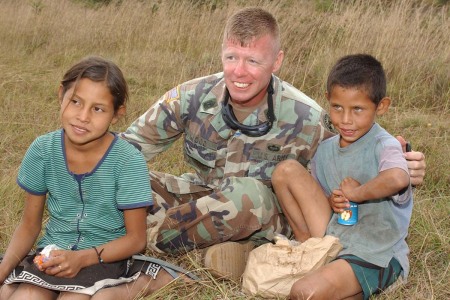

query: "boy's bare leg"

left=290, top=259, right=362, bottom=300
left=272, top=159, right=331, bottom=242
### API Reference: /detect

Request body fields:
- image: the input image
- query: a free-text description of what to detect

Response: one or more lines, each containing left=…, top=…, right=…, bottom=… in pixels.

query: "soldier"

left=98, top=7, right=426, bottom=297
left=122, top=7, right=334, bottom=258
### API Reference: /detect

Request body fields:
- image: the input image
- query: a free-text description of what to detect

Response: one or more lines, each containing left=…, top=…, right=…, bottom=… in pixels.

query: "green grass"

left=0, top=0, right=448, bottom=299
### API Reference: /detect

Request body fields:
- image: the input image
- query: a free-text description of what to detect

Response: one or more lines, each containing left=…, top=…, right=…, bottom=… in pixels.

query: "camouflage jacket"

left=122, top=72, right=335, bottom=191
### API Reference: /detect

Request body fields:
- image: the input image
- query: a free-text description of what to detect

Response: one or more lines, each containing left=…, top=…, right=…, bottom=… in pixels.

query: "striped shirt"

left=17, top=129, right=153, bottom=250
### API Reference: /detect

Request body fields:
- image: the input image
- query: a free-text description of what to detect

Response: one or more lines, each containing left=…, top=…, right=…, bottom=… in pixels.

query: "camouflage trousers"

left=147, top=171, right=292, bottom=254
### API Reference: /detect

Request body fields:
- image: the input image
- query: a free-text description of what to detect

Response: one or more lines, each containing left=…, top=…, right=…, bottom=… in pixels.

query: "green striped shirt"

left=17, top=129, right=152, bottom=250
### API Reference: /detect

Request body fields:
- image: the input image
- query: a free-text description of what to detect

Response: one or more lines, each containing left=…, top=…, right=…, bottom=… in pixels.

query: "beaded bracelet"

left=93, top=246, right=104, bottom=264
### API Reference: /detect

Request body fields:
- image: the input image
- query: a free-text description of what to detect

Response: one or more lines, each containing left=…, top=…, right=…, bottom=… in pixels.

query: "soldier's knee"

left=156, top=236, right=195, bottom=254
left=222, top=176, right=269, bottom=197
left=221, top=176, right=275, bottom=208
left=227, top=176, right=265, bottom=187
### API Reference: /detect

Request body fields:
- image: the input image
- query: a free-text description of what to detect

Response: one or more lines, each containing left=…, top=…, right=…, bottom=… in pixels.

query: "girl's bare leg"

left=58, top=292, right=90, bottom=299
left=0, top=283, right=18, bottom=300
left=8, top=283, right=58, bottom=300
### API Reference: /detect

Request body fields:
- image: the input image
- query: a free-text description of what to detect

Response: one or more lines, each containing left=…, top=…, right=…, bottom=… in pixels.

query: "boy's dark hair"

left=327, top=54, right=386, bottom=105
left=60, top=56, right=128, bottom=112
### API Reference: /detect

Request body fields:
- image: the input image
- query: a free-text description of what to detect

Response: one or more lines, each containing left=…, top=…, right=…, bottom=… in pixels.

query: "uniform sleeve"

left=308, top=110, right=336, bottom=163
left=378, top=138, right=412, bottom=204
left=116, top=150, right=153, bottom=210
left=121, top=85, right=185, bottom=161
left=17, top=137, right=47, bottom=195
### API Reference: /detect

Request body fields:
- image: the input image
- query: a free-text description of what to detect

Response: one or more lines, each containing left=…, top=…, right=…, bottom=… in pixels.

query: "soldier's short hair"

left=223, top=7, right=281, bottom=52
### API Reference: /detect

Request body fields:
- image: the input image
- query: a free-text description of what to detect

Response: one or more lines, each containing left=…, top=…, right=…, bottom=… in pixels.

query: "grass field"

left=0, top=0, right=448, bottom=299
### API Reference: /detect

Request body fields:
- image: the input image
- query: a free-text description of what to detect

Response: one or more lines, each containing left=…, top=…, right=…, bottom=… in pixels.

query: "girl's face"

left=59, top=78, right=122, bottom=149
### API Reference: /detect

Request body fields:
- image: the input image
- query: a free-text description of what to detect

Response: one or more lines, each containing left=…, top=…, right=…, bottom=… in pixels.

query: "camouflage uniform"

left=122, top=72, right=335, bottom=254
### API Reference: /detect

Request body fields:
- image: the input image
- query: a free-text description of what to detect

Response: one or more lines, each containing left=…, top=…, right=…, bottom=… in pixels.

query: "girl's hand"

left=340, top=177, right=361, bottom=201
left=40, top=250, right=84, bottom=278
left=329, top=189, right=349, bottom=213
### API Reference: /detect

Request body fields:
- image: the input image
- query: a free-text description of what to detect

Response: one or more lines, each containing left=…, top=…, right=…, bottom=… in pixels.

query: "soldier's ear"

left=272, top=50, right=284, bottom=73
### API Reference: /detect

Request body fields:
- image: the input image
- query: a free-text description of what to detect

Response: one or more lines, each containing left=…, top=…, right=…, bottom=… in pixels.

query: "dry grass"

left=0, top=0, right=448, bottom=299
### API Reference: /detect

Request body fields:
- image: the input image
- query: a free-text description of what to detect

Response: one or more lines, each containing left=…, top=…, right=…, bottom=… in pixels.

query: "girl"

left=0, top=56, right=194, bottom=299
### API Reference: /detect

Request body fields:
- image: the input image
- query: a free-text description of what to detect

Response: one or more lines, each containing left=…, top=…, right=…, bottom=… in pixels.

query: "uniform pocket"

left=184, top=133, right=218, bottom=169
left=248, top=148, right=295, bottom=181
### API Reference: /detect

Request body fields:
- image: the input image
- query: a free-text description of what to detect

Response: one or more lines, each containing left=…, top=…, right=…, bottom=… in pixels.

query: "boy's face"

left=327, top=85, right=390, bottom=147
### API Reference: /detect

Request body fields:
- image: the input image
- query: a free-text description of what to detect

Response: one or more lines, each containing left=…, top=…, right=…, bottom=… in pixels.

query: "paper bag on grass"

left=242, top=235, right=342, bottom=298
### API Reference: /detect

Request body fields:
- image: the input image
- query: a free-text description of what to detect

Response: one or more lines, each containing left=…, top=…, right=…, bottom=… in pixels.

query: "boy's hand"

left=330, top=189, right=349, bottom=213
left=340, top=177, right=361, bottom=201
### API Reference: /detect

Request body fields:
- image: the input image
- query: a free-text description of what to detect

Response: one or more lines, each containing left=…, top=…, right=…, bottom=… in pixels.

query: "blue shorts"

left=338, top=255, right=402, bottom=300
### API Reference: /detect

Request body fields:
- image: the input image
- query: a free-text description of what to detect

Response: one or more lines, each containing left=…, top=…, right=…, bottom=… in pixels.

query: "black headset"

left=221, top=77, right=275, bottom=137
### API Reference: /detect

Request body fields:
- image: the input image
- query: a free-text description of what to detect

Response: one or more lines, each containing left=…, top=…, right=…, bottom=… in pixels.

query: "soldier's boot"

left=202, top=241, right=255, bottom=281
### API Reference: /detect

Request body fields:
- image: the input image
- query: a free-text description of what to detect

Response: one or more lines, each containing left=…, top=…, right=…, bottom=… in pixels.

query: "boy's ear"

left=376, top=97, right=391, bottom=116
left=111, top=105, right=126, bottom=125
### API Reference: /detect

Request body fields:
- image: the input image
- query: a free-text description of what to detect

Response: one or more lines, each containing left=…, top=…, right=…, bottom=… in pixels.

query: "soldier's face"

left=221, top=34, right=283, bottom=107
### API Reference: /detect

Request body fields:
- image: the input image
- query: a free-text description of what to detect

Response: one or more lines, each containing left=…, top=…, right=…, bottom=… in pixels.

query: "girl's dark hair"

left=327, top=54, right=386, bottom=105
left=60, top=56, right=128, bottom=112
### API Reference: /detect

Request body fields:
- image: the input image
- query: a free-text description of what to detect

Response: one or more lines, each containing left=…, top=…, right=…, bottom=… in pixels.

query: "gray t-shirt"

left=312, top=123, right=413, bottom=279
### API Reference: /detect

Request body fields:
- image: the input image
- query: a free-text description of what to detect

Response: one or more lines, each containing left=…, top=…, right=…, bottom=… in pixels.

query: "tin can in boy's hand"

left=338, top=201, right=358, bottom=225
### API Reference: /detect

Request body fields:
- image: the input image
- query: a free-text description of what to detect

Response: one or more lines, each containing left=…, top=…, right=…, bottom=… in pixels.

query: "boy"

left=272, top=54, right=412, bottom=299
